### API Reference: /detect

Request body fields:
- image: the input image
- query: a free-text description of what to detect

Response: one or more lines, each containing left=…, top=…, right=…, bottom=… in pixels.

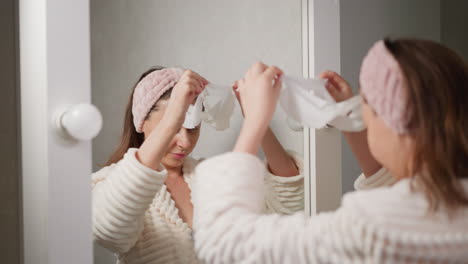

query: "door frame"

left=303, top=0, right=342, bottom=216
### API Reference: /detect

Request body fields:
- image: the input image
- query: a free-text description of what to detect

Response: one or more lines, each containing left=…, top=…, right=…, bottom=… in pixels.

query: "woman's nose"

left=176, top=129, right=191, bottom=149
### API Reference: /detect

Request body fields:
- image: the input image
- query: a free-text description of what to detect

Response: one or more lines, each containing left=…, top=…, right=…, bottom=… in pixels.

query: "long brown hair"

left=104, top=66, right=173, bottom=166
left=384, top=38, right=468, bottom=212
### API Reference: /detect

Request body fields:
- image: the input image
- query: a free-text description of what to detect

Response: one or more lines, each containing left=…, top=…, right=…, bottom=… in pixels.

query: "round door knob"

left=57, top=103, right=103, bottom=141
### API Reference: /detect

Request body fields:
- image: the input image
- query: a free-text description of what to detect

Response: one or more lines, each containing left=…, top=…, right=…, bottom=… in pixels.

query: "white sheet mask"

left=182, top=83, right=235, bottom=130
left=182, top=75, right=365, bottom=132
left=182, top=95, right=204, bottom=129
left=280, top=75, right=365, bottom=132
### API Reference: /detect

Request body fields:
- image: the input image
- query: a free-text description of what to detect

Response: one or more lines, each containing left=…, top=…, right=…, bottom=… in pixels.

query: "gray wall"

left=441, top=0, right=468, bottom=61
left=339, top=0, right=441, bottom=193
left=0, top=0, right=20, bottom=263
left=91, top=1, right=303, bottom=263
left=91, top=0, right=303, bottom=169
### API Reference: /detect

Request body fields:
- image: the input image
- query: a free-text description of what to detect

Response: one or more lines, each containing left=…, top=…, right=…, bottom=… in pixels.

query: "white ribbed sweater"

left=92, top=148, right=304, bottom=264
left=192, top=152, right=468, bottom=264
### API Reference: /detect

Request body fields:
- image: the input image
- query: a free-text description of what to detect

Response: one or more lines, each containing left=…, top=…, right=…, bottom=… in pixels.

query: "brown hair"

left=384, top=38, right=468, bottom=212
left=104, top=66, right=173, bottom=166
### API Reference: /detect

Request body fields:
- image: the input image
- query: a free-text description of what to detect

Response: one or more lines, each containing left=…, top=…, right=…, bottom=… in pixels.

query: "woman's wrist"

left=343, top=129, right=382, bottom=177
left=160, top=115, right=182, bottom=134
left=137, top=118, right=179, bottom=171
left=234, top=120, right=268, bottom=154
left=260, top=128, right=300, bottom=177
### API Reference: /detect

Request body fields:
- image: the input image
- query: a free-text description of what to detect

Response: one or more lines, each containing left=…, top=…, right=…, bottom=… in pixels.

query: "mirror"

left=338, top=0, right=468, bottom=195
left=90, top=1, right=304, bottom=263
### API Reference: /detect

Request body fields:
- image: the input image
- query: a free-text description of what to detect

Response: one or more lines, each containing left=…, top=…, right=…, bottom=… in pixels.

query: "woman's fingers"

left=272, top=75, right=282, bottom=91
left=325, top=83, right=341, bottom=100
left=183, top=70, right=207, bottom=85
left=246, top=62, right=267, bottom=78
left=236, top=78, right=245, bottom=91
left=321, top=71, right=349, bottom=90
left=320, top=70, right=341, bottom=81
left=232, top=81, right=242, bottom=99
left=191, top=80, right=204, bottom=95
left=320, top=70, right=354, bottom=102
left=195, top=73, right=209, bottom=86
left=200, top=76, right=209, bottom=85
left=180, top=70, right=208, bottom=95
left=232, top=80, right=239, bottom=91
left=263, top=66, right=283, bottom=81
left=319, top=70, right=334, bottom=79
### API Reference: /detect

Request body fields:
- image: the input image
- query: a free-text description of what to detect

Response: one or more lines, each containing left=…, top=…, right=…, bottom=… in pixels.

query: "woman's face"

left=142, top=99, right=201, bottom=170
left=361, top=95, right=414, bottom=179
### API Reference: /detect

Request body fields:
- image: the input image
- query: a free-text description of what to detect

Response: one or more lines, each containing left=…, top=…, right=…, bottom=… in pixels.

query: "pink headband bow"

left=359, top=40, right=408, bottom=134
left=132, top=67, right=184, bottom=133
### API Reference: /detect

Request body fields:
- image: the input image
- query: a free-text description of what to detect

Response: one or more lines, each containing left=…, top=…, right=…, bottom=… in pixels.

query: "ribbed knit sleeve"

left=354, top=167, right=397, bottom=190
left=192, top=153, right=468, bottom=263
left=264, top=152, right=304, bottom=214
left=191, top=152, right=358, bottom=263
left=92, top=148, right=167, bottom=253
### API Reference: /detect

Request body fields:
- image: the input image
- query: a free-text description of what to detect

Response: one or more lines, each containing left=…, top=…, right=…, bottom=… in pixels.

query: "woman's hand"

left=232, top=82, right=244, bottom=116
left=233, top=69, right=298, bottom=176
left=320, top=71, right=353, bottom=102
left=236, top=62, right=283, bottom=131
left=320, top=71, right=382, bottom=176
left=233, top=62, right=283, bottom=154
left=164, top=70, right=208, bottom=128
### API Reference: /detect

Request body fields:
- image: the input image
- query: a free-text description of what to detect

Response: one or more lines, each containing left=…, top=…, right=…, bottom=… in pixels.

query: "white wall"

left=91, top=1, right=303, bottom=263
left=339, top=0, right=441, bottom=193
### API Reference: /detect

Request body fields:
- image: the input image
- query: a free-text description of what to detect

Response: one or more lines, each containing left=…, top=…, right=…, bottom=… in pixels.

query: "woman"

left=92, top=66, right=304, bottom=264
left=192, top=39, right=468, bottom=263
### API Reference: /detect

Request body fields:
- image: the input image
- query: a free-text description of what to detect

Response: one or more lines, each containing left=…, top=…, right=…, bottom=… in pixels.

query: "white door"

left=19, top=0, right=94, bottom=263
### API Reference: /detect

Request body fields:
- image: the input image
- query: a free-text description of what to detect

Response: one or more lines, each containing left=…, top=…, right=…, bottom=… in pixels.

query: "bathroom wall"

left=441, top=0, right=468, bottom=60
left=340, top=0, right=441, bottom=193
left=0, top=0, right=21, bottom=263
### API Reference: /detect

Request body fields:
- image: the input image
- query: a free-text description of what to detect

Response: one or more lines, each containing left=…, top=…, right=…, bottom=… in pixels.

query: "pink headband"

left=132, top=67, right=184, bottom=132
left=359, top=40, right=408, bottom=134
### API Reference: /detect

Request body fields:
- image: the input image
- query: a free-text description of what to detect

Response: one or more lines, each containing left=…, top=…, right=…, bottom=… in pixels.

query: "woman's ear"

left=400, top=134, right=415, bottom=155
left=141, top=121, right=149, bottom=139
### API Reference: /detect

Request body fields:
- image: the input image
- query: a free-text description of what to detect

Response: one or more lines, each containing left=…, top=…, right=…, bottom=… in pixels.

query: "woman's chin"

left=162, top=156, right=184, bottom=169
